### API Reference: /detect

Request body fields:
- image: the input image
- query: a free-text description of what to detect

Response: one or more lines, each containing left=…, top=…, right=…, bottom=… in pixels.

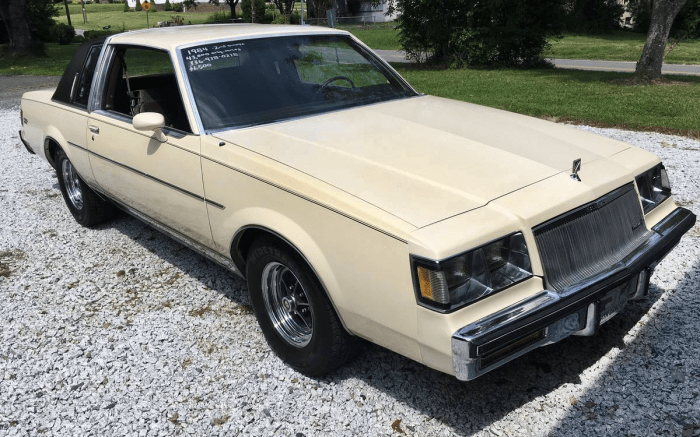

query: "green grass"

left=54, top=4, right=220, bottom=31
left=396, top=65, right=700, bottom=135
left=338, top=22, right=401, bottom=50
left=0, top=44, right=77, bottom=76
left=546, top=31, right=700, bottom=65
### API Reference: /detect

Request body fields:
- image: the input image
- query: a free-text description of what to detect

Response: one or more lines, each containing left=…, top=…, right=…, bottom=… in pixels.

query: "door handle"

left=89, top=125, right=100, bottom=134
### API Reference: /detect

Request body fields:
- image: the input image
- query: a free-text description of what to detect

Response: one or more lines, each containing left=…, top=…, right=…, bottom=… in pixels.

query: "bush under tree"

left=307, top=0, right=334, bottom=19
left=563, top=0, right=624, bottom=33
left=242, top=0, right=266, bottom=22
left=165, top=0, right=172, bottom=11
left=390, top=0, right=567, bottom=68
left=50, top=22, right=74, bottom=44
left=28, top=0, right=60, bottom=43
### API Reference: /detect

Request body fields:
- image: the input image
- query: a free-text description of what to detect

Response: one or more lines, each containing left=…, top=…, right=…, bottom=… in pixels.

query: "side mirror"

left=133, top=112, right=167, bottom=142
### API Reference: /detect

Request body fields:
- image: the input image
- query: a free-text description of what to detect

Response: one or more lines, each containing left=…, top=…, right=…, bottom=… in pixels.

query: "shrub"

left=123, top=1, right=131, bottom=11
left=135, top=0, right=142, bottom=11
left=173, top=2, right=183, bottom=12
left=28, top=0, right=60, bottom=43
left=241, top=0, right=266, bottom=22
left=563, top=0, right=623, bottom=33
left=84, top=29, right=117, bottom=39
left=290, top=11, right=300, bottom=24
left=395, top=0, right=566, bottom=68
left=346, top=0, right=361, bottom=15
left=262, top=10, right=274, bottom=23
left=271, top=13, right=288, bottom=24
left=164, top=0, right=172, bottom=11
left=50, top=22, right=74, bottom=45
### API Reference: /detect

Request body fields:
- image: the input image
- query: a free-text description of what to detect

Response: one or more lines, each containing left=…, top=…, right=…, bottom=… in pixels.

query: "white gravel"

left=1, top=90, right=699, bottom=436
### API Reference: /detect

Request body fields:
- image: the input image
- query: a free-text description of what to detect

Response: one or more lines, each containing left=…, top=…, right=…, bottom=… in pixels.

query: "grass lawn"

left=396, top=65, right=700, bottom=136
left=55, top=3, right=225, bottom=32
left=337, top=22, right=401, bottom=50
left=0, top=44, right=77, bottom=76
left=546, top=31, right=700, bottom=65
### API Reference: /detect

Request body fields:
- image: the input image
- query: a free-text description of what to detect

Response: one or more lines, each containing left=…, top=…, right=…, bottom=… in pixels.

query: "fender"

left=226, top=207, right=351, bottom=333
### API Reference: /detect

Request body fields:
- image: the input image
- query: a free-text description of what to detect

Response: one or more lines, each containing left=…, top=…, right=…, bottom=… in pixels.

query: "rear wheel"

left=246, top=239, right=361, bottom=376
left=55, top=149, right=115, bottom=227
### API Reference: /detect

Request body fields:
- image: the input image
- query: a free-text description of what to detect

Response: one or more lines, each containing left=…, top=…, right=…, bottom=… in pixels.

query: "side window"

left=102, top=46, right=191, bottom=133
left=74, top=45, right=102, bottom=107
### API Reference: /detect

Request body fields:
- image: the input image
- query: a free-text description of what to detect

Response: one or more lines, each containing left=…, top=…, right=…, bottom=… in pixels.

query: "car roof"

left=108, top=24, right=350, bottom=52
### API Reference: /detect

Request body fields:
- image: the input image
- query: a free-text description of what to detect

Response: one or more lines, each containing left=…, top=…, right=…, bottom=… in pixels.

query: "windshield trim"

left=176, top=33, right=418, bottom=135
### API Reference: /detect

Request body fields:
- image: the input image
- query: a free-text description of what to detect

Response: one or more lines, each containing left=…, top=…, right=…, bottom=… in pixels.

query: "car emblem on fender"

left=571, top=158, right=582, bottom=181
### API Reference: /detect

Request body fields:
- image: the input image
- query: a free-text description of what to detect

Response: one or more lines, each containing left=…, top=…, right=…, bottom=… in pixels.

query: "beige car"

left=19, top=25, right=695, bottom=380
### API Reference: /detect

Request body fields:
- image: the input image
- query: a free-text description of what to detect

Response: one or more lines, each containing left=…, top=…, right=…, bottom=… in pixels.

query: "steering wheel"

left=320, top=76, right=356, bottom=89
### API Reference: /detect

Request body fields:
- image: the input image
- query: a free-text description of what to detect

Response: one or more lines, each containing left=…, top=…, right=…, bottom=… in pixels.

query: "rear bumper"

left=19, top=130, right=35, bottom=155
left=451, top=207, right=696, bottom=381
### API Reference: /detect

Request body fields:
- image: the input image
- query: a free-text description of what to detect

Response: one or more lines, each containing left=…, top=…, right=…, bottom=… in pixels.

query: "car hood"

left=214, top=96, right=630, bottom=228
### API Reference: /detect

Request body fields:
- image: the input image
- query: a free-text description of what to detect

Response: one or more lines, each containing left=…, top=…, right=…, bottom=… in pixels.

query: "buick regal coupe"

left=19, top=25, right=695, bottom=380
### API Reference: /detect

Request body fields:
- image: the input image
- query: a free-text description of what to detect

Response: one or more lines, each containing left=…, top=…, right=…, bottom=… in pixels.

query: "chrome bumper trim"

left=452, top=207, right=695, bottom=381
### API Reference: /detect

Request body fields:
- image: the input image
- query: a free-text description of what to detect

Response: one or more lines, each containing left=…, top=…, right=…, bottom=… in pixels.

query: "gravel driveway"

left=1, top=76, right=699, bottom=437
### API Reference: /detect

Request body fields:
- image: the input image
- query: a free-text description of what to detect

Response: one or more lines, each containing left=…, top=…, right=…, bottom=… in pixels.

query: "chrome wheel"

left=61, top=158, right=83, bottom=210
left=261, top=262, right=313, bottom=347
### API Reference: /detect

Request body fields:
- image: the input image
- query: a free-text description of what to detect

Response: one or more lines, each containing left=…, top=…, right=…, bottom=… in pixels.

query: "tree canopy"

left=388, top=0, right=567, bottom=68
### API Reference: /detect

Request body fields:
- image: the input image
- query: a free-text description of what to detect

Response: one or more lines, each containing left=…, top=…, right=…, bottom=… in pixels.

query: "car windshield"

left=181, top=34, right=417, bottom=131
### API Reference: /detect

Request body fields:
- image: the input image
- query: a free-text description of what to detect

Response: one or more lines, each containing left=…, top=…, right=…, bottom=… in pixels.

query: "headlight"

left=635, top=163, right=671, bottom=214
left=412, top=232, right=533, bottom=312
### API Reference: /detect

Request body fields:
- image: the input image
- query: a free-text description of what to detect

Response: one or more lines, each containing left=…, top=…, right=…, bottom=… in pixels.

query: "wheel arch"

left=44, top=136, right=63, bottom=170
left=231, top=224, right=353, bottom=334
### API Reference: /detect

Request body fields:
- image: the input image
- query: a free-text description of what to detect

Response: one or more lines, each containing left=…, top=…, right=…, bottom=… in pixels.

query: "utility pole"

left=81, top=0, right=87, bottom=24
left=63, top=0, right=72, bottom=27
left=300, top=0, right=304, bottom=24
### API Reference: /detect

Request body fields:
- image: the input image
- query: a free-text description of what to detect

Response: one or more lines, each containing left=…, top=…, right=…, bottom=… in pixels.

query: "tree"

left=214, top=0, right=241, bottom=19
left=63, top=0, right=72, bottom=27
left=242, top=0, right=265, bottom=22
left=388, top=0, right=567, bottom=68
left=563, top=0, right=624, bottom=32
left=0, top=0, right=32, bottom=55
left=28, top=0, right=60, bottom=42
left=635, top=0, right=688, bottom=80
left=307, top=0, right=334, bottom=19
left=272, top=0, right=295, bottom=18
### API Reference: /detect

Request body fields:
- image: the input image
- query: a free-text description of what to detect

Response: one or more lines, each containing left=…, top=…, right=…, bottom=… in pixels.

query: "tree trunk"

left=64, top=0, right=72, bottom=27
left=0, top=0, right=32, bottom=55
left=634, top=0, right=687, bottom=80
left=228, top=0, right=238, bottom=19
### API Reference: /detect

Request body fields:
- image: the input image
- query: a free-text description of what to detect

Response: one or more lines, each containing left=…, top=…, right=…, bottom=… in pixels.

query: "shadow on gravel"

left=97, top=212, right=698, bottom=437
left=326, top=258, right=700, bottom=436
left=96, top=214, right=252, bottom=307
left=548, top=257, right=700, bottom=436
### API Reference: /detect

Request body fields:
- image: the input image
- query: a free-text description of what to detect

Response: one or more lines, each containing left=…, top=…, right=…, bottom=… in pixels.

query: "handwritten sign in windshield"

left=183, top=43, right=245, bottom=73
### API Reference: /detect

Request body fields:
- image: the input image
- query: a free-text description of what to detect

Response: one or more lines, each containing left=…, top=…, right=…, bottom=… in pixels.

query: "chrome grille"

left=533, top=183, right=650, bottom=291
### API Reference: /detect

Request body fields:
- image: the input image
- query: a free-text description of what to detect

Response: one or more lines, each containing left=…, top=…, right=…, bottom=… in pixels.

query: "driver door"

left=88, top=45, right=214, bottom=248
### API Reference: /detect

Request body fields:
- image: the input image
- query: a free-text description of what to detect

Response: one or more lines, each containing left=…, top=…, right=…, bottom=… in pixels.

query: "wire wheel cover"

left=261, top=262, right=314, bottom=347
left=62, top=158, right=83, bottom=210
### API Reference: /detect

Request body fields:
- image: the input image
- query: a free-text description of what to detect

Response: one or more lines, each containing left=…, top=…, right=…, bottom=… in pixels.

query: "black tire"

left=55, top=148, right=115, bottom=227
left=246, top=239, right=361, bottom=376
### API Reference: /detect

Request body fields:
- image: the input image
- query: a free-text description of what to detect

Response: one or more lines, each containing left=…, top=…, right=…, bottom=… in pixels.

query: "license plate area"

left=599, top=276, right=636, bottom=325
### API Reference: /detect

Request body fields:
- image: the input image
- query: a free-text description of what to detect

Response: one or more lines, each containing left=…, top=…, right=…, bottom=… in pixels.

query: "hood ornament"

left=570, top=158, right=582, bottom=181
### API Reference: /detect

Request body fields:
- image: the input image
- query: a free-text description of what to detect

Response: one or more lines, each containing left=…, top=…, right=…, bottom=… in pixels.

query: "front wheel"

left=55, top=149, right=115, bottom=227
left=246, top=239, right=361, bottom=376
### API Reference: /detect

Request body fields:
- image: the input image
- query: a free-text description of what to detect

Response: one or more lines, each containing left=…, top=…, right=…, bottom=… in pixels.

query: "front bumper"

left=451, top=207, right=696, bottom=381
